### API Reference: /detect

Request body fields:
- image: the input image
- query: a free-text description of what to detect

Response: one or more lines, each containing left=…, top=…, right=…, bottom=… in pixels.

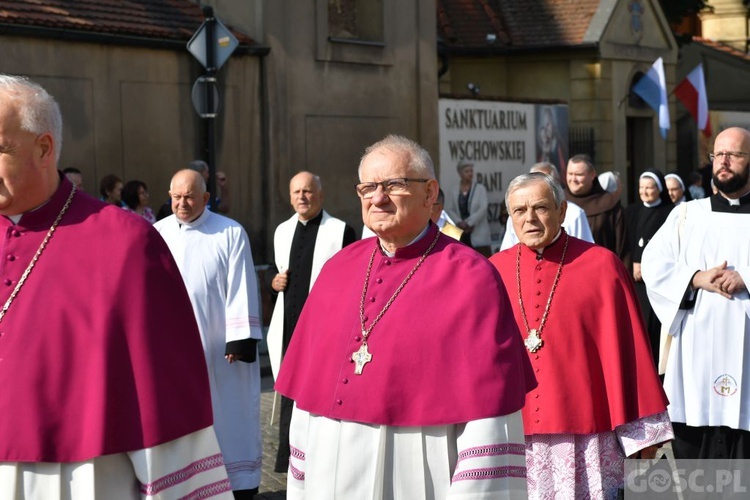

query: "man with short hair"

left=189, top=159, right=231, bottom=214
left=0, top=75, right=231, bottom=498
left=155, top=169, right=263, bottom=499
left=500, top=162, right=593, bottom=249
left=62, top=166, right=84, bottom=191
left=276, top=135, right=535, bottom=498
left=643, top=126, right=750, bottom=459
left=565, top=154, right=627, bottom=259
left=491, top=172, right=672, bottom=498
left=156, top=160, right=230, bottom=219
left=267, top=170, right=355, bottom=472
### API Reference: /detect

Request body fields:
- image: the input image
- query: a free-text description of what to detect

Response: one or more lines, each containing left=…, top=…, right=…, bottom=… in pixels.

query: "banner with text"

left=438, top=98, right=568, bottom=249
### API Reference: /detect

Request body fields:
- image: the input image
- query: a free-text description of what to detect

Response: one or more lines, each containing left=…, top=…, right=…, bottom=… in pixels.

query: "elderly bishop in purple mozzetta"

left=0, top=75, right=231, bottom=498
left=276, top=135, right=536, bottom=499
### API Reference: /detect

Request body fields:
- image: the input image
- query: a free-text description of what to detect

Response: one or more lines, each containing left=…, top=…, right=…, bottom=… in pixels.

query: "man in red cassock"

left=0, top=75, right=232, bottom=498
left=490, top=172, right=672, bottom=499
left=276, top=134, right=536, bottom=499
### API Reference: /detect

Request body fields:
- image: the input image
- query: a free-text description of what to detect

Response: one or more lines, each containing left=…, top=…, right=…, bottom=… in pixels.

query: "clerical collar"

left=6, top=189, right=57, bottom=225
left=713, top=190, right=750, bottom=208
left=534, top=229, right=563, bottom=259
left=297, top=210, right=323, bottom=227
left=642, top=199, right=662, bottom=208
left=3, top=178, right=63, bottom=225
left=380, top=224, right=430, bottom=258
left=719, top=190, right=750, bottom=206
left=177, top=208, right=209, bottom=228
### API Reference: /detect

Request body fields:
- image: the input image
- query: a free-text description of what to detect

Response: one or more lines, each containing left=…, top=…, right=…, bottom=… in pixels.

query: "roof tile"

left=0, top=0, right=254, bottom=45
left=439, top=0, right=599, bottom=51
left=693, top=36, right=750, bottom=63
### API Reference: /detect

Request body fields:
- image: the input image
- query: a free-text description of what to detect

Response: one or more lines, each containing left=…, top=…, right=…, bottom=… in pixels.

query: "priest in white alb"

left=642, top=126, right=750, bottom=459
left=155, top=169, right=263, bottom=498
left=276, top=135, right=536, bottom=499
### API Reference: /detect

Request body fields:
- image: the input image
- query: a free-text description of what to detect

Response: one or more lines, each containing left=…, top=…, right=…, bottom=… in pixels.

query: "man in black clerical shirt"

left=267, top=171, right=355, bottom=472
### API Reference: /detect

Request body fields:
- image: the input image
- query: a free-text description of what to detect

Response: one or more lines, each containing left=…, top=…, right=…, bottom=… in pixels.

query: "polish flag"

left=674, top=64, right=712, bottom=137
left=632, top=58, right=670, bottom=139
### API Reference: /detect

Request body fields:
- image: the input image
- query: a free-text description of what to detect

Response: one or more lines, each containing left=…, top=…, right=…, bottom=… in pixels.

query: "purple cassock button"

left=376, top=278, right=382, bottom=284
left=336, top=399, right=343, bottom=405
left=385, top=260, right=391, bottom=266
left=11, top=230, right=20, bottom=237
left=6, top=255, right=14, bottom=262
left=369, top=297, right=375, bottom=302
left=3, top=279, right=11, bottom=286
left=341, top=378, right=348, bottom=384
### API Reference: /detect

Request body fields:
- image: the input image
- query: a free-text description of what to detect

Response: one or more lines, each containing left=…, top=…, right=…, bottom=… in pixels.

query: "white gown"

left=0, top=427, right=233, bottom=499
left=287, top=405, right=528, bottom=499
left=642, top=198, right=750, bottom=430
left=155, top=210, right=263, bottom=490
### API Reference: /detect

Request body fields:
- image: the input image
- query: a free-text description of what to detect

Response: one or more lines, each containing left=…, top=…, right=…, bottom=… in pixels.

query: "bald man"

left=155, top=169, right=263, bottom=498
left=267, top=171, right=355, bottom=472
left=643, top=127, right=750, bottom=460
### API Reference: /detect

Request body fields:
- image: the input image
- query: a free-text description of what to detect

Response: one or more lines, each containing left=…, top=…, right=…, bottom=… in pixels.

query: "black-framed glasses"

left=355, top=178, right=429, bottom=199
left=709, top=151, right=750, bottom=162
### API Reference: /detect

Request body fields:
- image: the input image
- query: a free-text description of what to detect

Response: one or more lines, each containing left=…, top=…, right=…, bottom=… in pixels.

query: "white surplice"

left=0, top=427, right=233, bottom=499
left=642, top=198, right=750, bottom=430
left=286, top=405, right=528, bottom=500
left=155, top=210, right=263, bottom=490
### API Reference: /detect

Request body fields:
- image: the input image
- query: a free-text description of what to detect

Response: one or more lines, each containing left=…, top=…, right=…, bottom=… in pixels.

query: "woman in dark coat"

left=626, top=168, right=674, bottom=369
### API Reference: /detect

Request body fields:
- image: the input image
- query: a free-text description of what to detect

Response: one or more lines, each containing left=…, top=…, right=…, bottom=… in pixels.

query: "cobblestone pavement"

left=257, top=371, right=287, bottom=500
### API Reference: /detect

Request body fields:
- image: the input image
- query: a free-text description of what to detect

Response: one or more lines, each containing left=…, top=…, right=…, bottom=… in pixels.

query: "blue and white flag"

left=632, top=57, right=670, bottom=138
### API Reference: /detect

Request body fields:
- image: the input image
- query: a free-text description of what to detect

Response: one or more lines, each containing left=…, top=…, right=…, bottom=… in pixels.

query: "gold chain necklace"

left=516, top=232, right=568, bottom=353
left=0, top=184, right=76, bottom=324
left=352, top=229, right=441, bottom=375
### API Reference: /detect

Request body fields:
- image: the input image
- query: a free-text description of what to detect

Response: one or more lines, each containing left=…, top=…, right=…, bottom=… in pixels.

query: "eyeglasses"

left=709, top=151, right=750, bottom=162
left=355, top=178, right=429, bottom=199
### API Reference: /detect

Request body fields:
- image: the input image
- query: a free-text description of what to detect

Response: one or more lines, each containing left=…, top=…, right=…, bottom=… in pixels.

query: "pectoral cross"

left=525, top=328, right=543, bottom=353
left=352, top=342, right=372, bottom=375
